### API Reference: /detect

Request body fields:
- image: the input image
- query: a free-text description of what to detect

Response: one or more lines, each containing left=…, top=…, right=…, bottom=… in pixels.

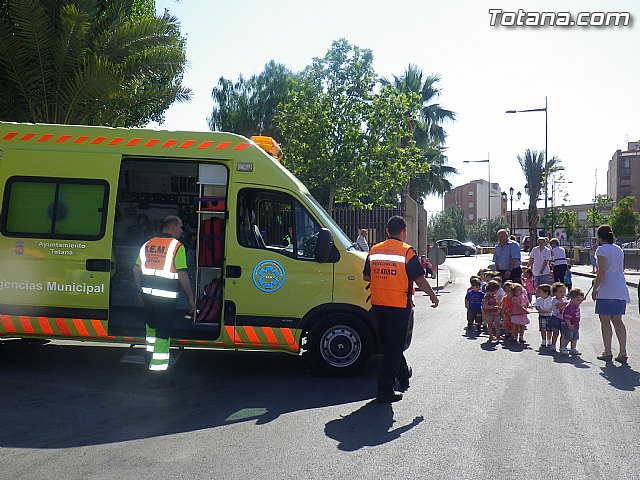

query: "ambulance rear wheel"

left=307, top=314, right=372, bottom=377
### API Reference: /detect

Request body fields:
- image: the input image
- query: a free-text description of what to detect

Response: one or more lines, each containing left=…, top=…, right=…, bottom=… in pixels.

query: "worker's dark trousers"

left=373, top=305, right=411, bottom=395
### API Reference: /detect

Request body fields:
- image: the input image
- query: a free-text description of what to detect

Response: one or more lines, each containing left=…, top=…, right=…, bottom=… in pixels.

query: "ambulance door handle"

left=226, top=265, right=242, bottom=278
left=86, top=259, right=112, bottom=272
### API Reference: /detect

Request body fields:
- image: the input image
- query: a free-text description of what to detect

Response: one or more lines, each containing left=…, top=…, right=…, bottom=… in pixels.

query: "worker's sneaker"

left=376, top=392, right=403, bottom=403
left=559, top=347, right=570, bottom=356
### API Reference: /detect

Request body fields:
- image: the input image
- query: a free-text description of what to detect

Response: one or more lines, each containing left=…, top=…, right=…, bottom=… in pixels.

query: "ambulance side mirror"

left=315, top=228, right=334, bottom=263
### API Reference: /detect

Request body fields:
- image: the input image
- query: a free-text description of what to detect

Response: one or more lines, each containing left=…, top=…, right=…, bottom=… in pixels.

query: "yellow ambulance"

left=0, top=122, right=378, bottom=375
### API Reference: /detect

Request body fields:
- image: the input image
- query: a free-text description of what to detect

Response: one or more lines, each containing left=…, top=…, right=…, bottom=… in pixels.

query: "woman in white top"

left=592, top=225, right=631, bottom=363
left=549, top=238, right=568, bottom=283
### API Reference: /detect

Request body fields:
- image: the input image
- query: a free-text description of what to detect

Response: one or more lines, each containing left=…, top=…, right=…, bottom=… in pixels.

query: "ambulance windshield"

left=304, top=193, right=352, bottom=249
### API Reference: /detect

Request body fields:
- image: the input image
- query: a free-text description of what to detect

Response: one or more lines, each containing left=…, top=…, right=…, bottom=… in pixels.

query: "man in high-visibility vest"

left=363, top=216, right=439, bottom=403
left=133, top=216, right=195, bottom=378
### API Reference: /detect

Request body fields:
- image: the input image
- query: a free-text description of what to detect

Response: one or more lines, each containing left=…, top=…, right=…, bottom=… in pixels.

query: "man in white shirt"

left=528, top=237, right=552, bottom=287
left=356, top=228, right=369, bottom=252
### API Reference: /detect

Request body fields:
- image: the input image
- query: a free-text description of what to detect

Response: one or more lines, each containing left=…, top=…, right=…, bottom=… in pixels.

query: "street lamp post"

left=463, top=156, right=491, bottom=244
left=502, top=187, right=522, bottom=234
left=506, top=96, right=548, bottom=223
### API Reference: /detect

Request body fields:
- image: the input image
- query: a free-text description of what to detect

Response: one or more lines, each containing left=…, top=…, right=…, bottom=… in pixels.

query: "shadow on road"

left=0, top=340, right=377, bottom=448
left=552, top=353, right=591, bottom=369
left=599, top=362, right=640, bottom=391
left=324, top=401, right=423, bottom=451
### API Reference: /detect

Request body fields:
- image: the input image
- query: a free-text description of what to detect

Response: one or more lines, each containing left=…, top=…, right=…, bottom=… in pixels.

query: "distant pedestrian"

left=363, top=216, right=438, bottom=403
left=592, top=225, right=630, bottom=363
left=549, top=282, right=568, bottom=352
left=501, top=282, right=514, bottom=340
left=549, top=238, right=568, bottom=283
left=465, top=277, right=484, bottom=331
left=560, top=288, right=585, bottom=356
left=492, top=229, right=522, bottom=284
left=356, top=228, right=370, bottom=252
left=563, top=263, right=573, bottom=291
left=534, top=284, right=553, bottom=348
left=509, top=283, right=530, bottom=344
left=522, top=267, right=535, bottom=302
left=420, top=255, right=433, bottom=278
left=529, top=237, right=552, bottom=288
left=482, top=281, right=501, bottom=343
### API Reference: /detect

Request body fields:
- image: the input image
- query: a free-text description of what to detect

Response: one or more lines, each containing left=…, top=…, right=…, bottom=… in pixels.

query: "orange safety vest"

left=368, top=239, right=416, bottom=308
left=139, top=236, right=182, bottom=298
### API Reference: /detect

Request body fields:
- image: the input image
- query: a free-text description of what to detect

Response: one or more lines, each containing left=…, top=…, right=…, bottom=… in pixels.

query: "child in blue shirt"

left=465, top=277, right=485, bottom=332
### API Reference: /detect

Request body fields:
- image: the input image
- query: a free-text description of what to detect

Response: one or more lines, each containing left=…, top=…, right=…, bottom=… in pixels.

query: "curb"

left=572, top=270, right=639, bottom=289
left=416, top=264, right=452, bottom=291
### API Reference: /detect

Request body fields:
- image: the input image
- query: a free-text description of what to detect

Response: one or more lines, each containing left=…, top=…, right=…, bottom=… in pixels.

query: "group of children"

left=465, top=268, right=585, bottom=355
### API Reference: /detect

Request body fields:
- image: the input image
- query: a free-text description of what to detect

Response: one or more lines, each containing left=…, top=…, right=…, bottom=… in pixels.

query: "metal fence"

left=332, top=204, right=405, bottom=246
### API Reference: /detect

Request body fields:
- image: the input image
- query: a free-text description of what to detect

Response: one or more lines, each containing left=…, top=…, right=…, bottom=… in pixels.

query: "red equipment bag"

left=196, top=278, right=222, bottom=323
left=198, top=218, right=225, bottom=267
left=198, top=196, right=226, bottom=212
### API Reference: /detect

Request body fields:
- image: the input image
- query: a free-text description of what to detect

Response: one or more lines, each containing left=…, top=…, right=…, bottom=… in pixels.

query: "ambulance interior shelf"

left=194, top=164, right=227, bottom=325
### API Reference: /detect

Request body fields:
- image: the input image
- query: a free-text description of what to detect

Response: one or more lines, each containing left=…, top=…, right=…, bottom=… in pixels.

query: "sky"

left=152, top=0, right=640, bottom=215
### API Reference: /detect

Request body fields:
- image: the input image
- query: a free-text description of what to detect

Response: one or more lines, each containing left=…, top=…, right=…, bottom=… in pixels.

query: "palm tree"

left=517, top=149, right=563, bottom=243
left=382, top=64, right=457, bottom=202
left=0, top=0, right=191, bottom=126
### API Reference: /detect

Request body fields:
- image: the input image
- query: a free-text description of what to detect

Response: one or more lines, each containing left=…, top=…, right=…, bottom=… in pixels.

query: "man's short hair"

left=163, top=215, right=182, bottom=230
left=387, top=216, right=407, bottom=236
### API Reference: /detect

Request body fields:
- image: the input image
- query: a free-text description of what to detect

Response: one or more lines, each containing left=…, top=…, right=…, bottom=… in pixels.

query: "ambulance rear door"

left=0, top=149, right=120, bottom=328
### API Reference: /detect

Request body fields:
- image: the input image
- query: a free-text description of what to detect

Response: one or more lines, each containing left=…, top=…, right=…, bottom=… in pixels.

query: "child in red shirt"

left=482, top=281, right=501, bottom=344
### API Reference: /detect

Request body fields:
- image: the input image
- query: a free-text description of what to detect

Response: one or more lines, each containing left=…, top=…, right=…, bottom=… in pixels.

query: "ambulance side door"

left=223, top=186, right=333, bottom=342
left=0, top=150, right=120, bottom=321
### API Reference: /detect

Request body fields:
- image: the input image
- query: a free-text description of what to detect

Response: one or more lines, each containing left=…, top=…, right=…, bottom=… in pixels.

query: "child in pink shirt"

left=560, top=288, right=585, bottom=356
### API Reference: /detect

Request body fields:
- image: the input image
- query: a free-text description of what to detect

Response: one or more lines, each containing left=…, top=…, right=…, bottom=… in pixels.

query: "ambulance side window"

left=293, top=202, right=322, bottom=260
left=1, top=176, right=109, bottom=240
left=237, top=188, right=321, bottom=260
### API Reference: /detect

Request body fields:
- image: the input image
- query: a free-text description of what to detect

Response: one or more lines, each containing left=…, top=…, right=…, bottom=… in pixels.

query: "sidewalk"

left=570, top=263, right=640, bottom=289
left=416, top=263, right=451, bottom=292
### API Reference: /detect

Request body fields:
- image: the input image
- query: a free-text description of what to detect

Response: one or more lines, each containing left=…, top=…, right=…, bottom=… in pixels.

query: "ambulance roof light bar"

left=250, top=136, right=283, bottom=162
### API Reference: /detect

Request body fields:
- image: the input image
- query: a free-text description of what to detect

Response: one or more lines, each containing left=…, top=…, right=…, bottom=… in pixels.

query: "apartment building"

left=608, top=141, right=640, bottom=203
left=444, top=179, right=506, bottom=224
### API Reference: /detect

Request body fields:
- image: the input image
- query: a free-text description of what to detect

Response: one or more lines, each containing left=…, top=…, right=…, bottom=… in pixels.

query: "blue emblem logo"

left=252, top=260, right=286, bottom=293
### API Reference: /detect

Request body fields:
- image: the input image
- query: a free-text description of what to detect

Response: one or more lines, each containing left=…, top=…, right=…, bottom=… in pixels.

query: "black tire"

left=306, top=313, right=373, bottom=377
left=465, top=249, right=472, bottom=257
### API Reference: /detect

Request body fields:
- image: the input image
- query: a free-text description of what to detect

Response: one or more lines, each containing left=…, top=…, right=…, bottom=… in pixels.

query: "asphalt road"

left=1, top=254, right=639, bottom=479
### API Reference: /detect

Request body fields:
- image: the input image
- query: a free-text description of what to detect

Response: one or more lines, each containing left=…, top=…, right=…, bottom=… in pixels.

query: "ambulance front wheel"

left=307, top=314, right=372, bottom=377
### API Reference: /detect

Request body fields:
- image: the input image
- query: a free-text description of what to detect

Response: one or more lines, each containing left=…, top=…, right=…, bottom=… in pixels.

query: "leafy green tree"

left=609, top=196, right=640, bottom=238
left=518, top=149, right=563, bottom=243
left=587, top=194, right=613, bottom=232
left=277, top=39, right=423, bottom=213
left=467, top=217, right=507, bottom=245
left=382, top=65, right=457, bottom=202
left=0, top=0, right=190, bottom=126
left=553, top=208, right=577, bottom=237
left=209, top=61, right=294, bottom=142
left=573, top=222, right=590, bottom=241
left=427, top=210, right=455, bottom=241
